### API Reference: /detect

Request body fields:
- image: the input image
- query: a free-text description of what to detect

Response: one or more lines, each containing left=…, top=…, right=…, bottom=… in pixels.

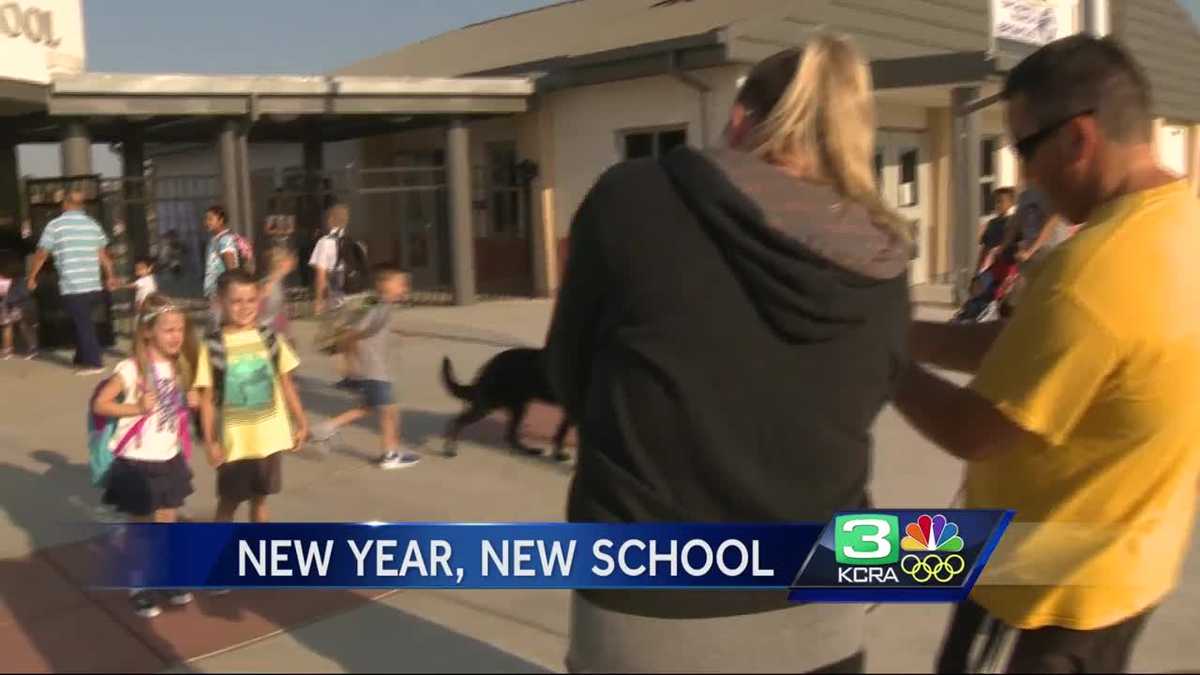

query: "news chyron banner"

left=94, top=511, right=1011, bottom=602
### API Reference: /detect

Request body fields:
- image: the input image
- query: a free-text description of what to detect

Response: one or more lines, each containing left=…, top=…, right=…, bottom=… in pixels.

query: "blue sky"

left=82, top=0, right=559, bottom=75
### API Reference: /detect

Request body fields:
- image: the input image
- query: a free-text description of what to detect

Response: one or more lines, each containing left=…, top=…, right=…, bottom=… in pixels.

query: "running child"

left=310, top=264, right=419, bottom=469
left=90, top=294, right=199, bottom=617
left=195, top=269, right=308, bottom=524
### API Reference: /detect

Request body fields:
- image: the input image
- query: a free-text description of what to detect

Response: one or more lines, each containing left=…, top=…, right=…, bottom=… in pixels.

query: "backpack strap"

left=259, top=324, right=282, bottom=370
left=205, top=328, right=228, bottom=406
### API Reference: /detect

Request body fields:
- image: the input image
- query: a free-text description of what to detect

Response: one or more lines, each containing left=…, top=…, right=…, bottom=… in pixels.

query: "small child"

left=258, top=247, right=297, bottom=340
left=311, top=265, right=419, bottom=470
left=91, top=294, right=199, bottom=617
left=123, top=257, right=159, bottom=312
left=195, top=269, right=308, bottom=525
left=0, top=260, right=37, bottom=360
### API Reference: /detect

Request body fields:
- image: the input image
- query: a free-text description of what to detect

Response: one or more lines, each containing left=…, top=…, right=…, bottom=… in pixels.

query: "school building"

left=329, top=0, right=1200, bottom=302
left=2, top=0, right=1199, bottom=304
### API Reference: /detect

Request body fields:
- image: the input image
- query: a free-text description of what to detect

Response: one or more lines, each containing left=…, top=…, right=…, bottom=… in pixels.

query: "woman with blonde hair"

left=546, top=33, right=912, bottom=673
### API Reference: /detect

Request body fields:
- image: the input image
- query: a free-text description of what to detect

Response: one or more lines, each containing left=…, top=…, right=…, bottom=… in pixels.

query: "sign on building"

left=990, top=0, right=1077, bottom=66
left=0, top=0, right=85, bottom=84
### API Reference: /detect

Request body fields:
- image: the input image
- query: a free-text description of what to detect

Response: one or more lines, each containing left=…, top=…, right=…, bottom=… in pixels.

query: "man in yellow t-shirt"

left=895, top=36, right=1200, bottom=673
left=196, top=269, right=309, bottom=524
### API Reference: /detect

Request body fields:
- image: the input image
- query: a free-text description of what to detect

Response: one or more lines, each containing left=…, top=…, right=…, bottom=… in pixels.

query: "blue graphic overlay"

left=789, top=510, right=1013, bottom=603
left=91, top=515, right=1010, bottom=601
left=94, top=523, right=821, bottom=590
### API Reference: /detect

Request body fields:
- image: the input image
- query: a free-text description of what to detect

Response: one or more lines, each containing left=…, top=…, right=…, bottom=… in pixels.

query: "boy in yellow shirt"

left=196, top=269, right=309, bottom=524
left=895, top=36, right=1200, bottom=673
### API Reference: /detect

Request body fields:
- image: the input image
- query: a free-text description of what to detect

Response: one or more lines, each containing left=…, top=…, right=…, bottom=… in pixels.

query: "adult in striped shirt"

left=26, top=188, right=116, bottom=374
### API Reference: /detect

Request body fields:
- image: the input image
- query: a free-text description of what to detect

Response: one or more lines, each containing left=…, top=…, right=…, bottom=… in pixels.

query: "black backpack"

left=204, top=325, right=281, bottom=408
left=336, top=235, right=371, bottom=295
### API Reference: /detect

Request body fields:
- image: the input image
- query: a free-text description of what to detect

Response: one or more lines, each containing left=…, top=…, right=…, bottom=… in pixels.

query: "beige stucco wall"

left=542, top=65, right=749, bottom=238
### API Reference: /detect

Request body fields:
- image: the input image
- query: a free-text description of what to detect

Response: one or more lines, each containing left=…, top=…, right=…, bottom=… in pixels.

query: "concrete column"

left=0, top=139, right=19, bottom=234
left=236, top=124, right=253, bottom=240
left=951, top=86, right=982, bottom=303
left=447, top=118, right=477, bottom=305
left=121, top=129, right=149, bottom=259
left=60, top=121, right=92, bottom=177
left=303, top=131, right=323, bottom=227
left=1082, top=0, right=1110, bottom=36
left=927, top=107, right=953, bottom=283
left=217, top=120, right=240, bottom=228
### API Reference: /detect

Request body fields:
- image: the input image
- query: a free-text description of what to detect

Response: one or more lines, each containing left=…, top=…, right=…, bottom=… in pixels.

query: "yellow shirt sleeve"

left=276, top=336, right=300, bottom=375
left=971, top=291, right=1120, bottom=447
left=193, top=344, right=212, bottom=389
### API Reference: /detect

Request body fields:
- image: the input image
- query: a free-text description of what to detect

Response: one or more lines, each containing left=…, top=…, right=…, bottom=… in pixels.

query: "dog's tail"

left=441, top=357, right=475, bottom=401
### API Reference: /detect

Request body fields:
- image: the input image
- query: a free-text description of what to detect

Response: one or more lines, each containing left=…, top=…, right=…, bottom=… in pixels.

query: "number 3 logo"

left=833, top=514, right=900, bottom=565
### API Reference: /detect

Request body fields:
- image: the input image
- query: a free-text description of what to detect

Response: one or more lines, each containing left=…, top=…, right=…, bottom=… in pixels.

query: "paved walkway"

left=0, top=300, right=1194, bottom=673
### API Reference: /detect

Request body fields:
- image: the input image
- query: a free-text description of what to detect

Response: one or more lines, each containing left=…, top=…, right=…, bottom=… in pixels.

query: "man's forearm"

left=893, top=365, right=977, bottom=460
left=98, top=249, right=116, bottom=282
left=909, top=320, right=1004, bottom=373
left=894, top=361, right=1038, bottom=463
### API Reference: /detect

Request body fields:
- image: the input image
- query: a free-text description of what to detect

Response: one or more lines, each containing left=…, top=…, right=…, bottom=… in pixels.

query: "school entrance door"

left=875, top=131, right=932, bottom=285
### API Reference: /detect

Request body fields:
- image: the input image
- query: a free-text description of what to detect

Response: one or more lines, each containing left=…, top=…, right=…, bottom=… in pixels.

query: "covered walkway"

left=0, top=72, right=535, bottom=304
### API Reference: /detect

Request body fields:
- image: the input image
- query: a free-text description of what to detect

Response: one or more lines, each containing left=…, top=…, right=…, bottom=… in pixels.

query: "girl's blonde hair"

left=133, top=294, right=199, bottom=393
left=736, top=32, right=913, bottom=242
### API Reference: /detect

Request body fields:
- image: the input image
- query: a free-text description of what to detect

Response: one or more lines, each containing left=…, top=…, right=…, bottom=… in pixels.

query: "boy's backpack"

left=204, top=325, right=282, bottom=407
left=87, top=372, right=193, bottom=488
left=335, top=235, right=370, bottom=295
left=313, top=293, right=379, bottom=354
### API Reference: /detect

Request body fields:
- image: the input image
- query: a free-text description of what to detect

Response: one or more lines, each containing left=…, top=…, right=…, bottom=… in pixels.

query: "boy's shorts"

left=217, top=453, right=283, bottom=502
left=349, top=379, right=395, bottom=408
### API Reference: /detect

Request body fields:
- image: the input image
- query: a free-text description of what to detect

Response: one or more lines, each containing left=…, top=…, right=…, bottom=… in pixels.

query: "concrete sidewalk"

left=0, top=299, right=1195, bottom=673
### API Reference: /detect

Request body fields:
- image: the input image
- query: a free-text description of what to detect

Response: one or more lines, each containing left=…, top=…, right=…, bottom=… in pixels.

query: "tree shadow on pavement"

left=193, top=591, right=550, bottom=673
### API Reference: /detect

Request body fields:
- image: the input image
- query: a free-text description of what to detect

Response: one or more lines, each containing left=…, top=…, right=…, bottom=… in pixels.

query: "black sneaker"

left=166, top=590, right=194, bottom=607
left=131, top=590, right=162, bottom=618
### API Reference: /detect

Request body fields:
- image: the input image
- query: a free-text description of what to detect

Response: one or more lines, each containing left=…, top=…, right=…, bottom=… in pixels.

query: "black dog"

left=440, top=348, right=573, bottom=461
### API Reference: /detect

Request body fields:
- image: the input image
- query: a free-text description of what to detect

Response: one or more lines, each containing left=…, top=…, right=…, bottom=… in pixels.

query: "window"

left=622, top=126, right=688, bottom=160
left=898, top=148, right=919, bottom=207
left=980, top=137, right=998, bottom=216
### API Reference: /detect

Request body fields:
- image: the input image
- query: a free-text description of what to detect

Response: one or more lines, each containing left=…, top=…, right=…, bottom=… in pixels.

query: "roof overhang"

left=46, top=73, right=534, bottom=117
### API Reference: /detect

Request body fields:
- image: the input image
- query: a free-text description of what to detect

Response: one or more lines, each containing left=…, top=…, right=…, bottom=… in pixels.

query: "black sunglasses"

left=1014, top=109, right=1095, bottom=161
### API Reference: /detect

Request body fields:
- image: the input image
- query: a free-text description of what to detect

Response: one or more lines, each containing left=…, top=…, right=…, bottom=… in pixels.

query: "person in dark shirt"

left=979, top=187, right=1017, bottom=264
left=545, top=33, right=911, bottom=674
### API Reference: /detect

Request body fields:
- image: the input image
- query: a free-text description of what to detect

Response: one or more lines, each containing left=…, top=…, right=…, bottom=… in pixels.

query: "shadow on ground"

left=293, top=377, right=574, bottom=470
left=0, top=450, right=189, bottom=672
left=190, top=593, right=550, bottom=673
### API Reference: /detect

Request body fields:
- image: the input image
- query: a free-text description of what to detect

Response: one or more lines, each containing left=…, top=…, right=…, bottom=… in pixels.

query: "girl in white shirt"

left=91, top=293, right=199, bottom=617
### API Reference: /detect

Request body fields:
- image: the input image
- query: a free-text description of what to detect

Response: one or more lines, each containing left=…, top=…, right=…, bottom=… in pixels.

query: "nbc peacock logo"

left=899, top=514, right=966, bottom=583
left=901, top=514, right=964, bottom=553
